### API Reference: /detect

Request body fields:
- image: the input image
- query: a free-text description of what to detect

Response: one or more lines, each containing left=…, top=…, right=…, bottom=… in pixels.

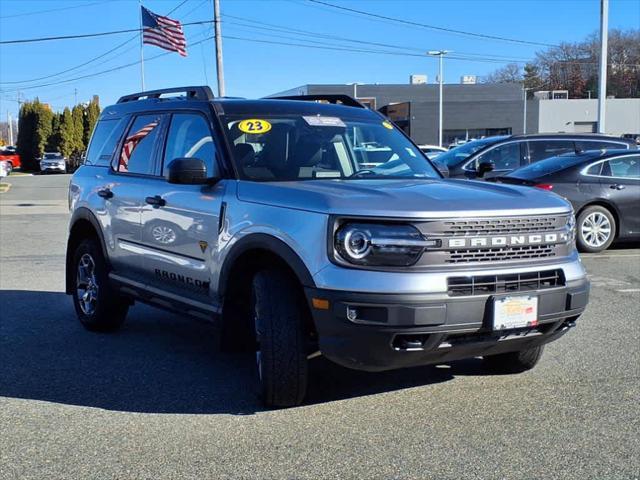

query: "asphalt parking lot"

left=1, top=174, right=639, bottom=480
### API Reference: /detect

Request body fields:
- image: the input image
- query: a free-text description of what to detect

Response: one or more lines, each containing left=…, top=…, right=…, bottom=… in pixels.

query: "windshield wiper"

left=348, top=169, right=378, bottom=178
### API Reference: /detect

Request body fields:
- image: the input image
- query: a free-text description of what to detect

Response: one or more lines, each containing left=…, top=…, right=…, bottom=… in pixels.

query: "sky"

left=0, top=0, right=639, bottom=124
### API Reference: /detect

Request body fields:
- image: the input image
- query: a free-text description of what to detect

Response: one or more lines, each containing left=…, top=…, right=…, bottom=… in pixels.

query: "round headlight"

left=334, top=222, right=427, bottom=267
left=343, top=227, right=371, bottom=259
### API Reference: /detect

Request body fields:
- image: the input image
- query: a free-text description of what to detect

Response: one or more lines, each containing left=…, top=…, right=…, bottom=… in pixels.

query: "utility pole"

left=213, top=0, right=225, bottom=97
left=428, top=50, right=450, bottom=147
left=7, top=112, right=13, bottom=146
left=597, top=0, right=608, bottom=133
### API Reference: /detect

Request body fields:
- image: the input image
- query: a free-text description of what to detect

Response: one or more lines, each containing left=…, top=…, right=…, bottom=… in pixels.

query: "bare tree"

left=481, top=29, right=639, bottom=98
left=482, top=63, right=522, bottom=83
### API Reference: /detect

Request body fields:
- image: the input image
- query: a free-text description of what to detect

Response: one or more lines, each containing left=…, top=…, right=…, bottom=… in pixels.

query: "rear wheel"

left=577, top=205, right=616, bottom=253
left=483, top=346, right=544, bottom=374
left=252, top=269, right=308, bottom=407
left=72, top=238, right=129, bottom=332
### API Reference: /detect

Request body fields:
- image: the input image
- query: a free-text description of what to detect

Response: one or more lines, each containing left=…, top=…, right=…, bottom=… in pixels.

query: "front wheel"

left=483, top=346, right=544, bottom=374
left=72, top=238, right=129, bottom=332
left=252, top=269, right=308, bottom=407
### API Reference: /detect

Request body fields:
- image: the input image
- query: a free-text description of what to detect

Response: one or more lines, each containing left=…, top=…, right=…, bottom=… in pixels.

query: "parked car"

left=0, top=149, right=21, bottom=174
left=418, top=144, right=447, bottom=159
left=66, top=86, right=589, bottom=407
left=489, top=149, right=640, bottom=253
left=40, top=152, right=68, bottom=173
left=436, top=133, right=636, bottom=180
left=622, top=133, right=640, bottom=145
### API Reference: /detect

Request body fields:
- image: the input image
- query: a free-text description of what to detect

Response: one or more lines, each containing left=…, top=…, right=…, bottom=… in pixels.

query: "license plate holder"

left=493, top=295, right=538, bottom=331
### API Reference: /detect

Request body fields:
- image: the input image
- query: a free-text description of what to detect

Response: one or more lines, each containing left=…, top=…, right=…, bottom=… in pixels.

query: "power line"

left=0, top=36, right=138, bottom=85
left=0, top=33, right=215, bottom=93
left=0, top=0, right=205, bottom=86
left=0, top=20, right=213, bottom=45
left=305, top=0, right=560, bottom=48
left=222, top=14, right=532, bottom=63
left=0, top=1, right=109, bottom=20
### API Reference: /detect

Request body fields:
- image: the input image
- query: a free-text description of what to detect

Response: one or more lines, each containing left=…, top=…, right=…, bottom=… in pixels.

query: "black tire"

left=252, top=269, right=308, bottom=407
left=576, top=205, right=616, bottom=253
left=71, top=238, right=129, bottom=332
left=483, top=345, right=544, bottom=374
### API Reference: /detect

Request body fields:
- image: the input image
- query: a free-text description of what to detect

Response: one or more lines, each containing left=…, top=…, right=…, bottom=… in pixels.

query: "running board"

left=109, top=273, right=221, bottom=320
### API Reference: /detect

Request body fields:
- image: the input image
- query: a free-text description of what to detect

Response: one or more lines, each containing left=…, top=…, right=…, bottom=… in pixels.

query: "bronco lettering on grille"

left=447, top=232, right=568, bottom=249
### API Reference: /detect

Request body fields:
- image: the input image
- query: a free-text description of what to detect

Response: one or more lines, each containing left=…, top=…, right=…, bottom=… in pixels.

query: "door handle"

left=145, top=195, right=166, bottom=207
left=97, top=188, right=113, bottom=199
left=610, top=184, right=625, bottom=190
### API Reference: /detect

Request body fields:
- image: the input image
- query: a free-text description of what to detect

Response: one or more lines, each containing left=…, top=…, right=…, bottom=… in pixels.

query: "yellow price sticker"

left=382, top=121, right=394, bottom=130
left=238, top=119, right=272, bottom=134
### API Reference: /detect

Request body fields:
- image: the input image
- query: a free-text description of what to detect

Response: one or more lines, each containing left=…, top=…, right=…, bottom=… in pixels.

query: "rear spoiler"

left=267, top=94, right=365, bottom=109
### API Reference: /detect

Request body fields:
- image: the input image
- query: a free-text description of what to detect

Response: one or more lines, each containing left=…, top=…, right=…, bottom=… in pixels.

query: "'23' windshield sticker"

left=238, top=119, right=272, bottom=134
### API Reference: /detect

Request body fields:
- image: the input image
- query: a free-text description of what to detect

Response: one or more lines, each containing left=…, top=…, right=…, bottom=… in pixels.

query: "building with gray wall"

left=270, top=83, right=640, bottom=146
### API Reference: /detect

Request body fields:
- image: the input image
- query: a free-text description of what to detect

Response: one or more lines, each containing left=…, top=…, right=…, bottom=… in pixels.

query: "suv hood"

left=236, top=179, right=571, bottom=218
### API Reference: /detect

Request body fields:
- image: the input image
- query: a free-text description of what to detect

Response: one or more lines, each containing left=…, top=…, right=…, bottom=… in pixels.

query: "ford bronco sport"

left=66, top=86, right=590, bottom=407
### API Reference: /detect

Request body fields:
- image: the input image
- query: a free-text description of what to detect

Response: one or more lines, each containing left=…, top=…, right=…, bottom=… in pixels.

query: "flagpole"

left=139, top=0, right=146, bottom=91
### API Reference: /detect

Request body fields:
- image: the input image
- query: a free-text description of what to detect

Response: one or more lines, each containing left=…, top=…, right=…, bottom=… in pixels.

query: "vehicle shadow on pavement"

left=0, top=290, right=484, bottom=414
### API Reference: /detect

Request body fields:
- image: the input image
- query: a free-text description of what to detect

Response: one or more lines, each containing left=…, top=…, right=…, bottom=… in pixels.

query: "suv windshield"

left=44, top=153, right=62, bottom=159
left=437, top=137, right=505, bottom=167
left=221, top=114, right=440, bottom=181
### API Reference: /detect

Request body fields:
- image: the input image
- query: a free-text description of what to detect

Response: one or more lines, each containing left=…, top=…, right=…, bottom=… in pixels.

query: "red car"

left=0, top=150, right=21, bottom=174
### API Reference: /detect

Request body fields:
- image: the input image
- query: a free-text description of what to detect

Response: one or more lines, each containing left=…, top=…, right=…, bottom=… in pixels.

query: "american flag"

left=141, top=6, right=187, bottom=57
left=118, top=121, right=159, bottom=172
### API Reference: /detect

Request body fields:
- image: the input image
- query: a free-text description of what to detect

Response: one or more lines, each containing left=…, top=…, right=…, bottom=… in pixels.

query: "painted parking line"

left=582, top=253, right=640, bottom=259
left=0, top=182, right=11, bottom=193
left=617, top=289, right=640, bottom=293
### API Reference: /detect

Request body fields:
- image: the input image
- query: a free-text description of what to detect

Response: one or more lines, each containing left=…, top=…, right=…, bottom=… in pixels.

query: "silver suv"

left=66, top=86, right=590, bottom=407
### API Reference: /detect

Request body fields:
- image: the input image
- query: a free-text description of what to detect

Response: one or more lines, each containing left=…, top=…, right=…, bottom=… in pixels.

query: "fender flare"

left=65, top=207, right=110, bottom=294
left=218, top=233, right=315, bottom=298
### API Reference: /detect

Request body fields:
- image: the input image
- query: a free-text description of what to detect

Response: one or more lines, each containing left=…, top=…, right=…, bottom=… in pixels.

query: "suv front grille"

left=446, top=244, right=556, bottom=263
left=414, top=215, right=572, bottom=266
left=447, top=269, right=565, bottom=297
left=442, top=216, right=562, bottom=236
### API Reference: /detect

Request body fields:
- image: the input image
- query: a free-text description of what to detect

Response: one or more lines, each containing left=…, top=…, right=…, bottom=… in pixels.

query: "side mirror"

left=477, top=161, right=495, bottom=178
left=431, top=158, right=449, bottom=178
left=166, top=157, right=209, bottom=185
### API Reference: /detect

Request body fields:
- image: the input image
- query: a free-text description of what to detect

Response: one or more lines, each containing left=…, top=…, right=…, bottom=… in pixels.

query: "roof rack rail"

left=117, top=85, right=214, bottom=104
left=268, top=94, right=365, bottom=109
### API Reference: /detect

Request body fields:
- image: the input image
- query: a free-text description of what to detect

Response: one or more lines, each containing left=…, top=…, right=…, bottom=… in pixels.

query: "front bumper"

left=40, top=164, right=66, bottom=172
left=305, top=270, right=589, bottom=372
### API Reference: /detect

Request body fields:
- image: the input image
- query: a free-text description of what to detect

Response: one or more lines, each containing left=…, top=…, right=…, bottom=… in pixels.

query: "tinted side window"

left=475, top=143, right=522, bottom=171
left=585, top=162, right=603, bottom=176
left=115, top=114, right=163, bottom=174
left=85, top=118, right=127, bottom=166
left=163, top=114, right=217, bottom=177
left=576, top=140, right=626, bottom=151
left=528, top=140, right=574, bottom=163
left=604, top=156, right=640, bottom=179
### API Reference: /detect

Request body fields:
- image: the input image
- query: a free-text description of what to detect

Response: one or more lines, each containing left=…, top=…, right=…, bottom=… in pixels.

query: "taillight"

left=535, top=183, right=554, bottom=191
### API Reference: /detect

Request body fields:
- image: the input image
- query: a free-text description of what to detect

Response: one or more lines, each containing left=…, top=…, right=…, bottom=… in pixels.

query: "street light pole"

left=428, top=50, right=450, bottom=147
left=522, top=86, right=528, bottom=134
left=597, top=0, right=608, bottom=133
